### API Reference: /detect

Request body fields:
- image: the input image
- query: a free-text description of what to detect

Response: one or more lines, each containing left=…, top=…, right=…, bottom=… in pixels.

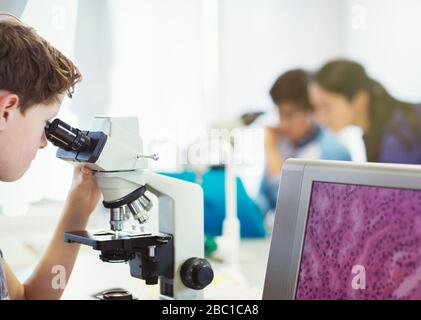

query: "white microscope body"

left=47, top=116, right=213, bottom=300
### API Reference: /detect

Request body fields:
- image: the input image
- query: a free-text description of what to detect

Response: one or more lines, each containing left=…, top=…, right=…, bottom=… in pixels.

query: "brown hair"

left=270, top=69, right=313, bottom=111
left=0, top=19, right=81, bottom=113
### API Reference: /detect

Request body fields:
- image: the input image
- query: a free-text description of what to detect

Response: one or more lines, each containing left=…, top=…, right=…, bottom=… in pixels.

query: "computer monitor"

left=263, top=159, right=421, bottom=300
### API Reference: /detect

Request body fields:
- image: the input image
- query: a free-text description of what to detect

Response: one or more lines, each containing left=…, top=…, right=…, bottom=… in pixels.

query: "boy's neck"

left=292, top=124, right=320, bottom=147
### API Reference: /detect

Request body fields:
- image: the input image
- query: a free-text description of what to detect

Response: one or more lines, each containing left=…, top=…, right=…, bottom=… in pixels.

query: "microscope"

left=45, top=116, right=214, bottom=299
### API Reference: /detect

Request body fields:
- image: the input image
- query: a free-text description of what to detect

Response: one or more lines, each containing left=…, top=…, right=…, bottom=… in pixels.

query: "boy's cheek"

left=21, top=136, right=40, bottom=163
left=17, top=144, right=35, bottom=166
left=19, top=118, right=48, bottom=161
left=5, top=148, right=32, bottom=181
left=30, top=139, right=41, bottom=159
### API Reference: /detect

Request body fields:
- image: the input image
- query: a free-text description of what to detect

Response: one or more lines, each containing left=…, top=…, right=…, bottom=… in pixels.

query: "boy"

left=0, top=13, right=101, bottom=299
left=257, top=69, right=352, bottom=215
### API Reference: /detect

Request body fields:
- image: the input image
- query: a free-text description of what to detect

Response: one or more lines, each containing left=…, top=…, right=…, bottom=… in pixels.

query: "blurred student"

left=310, top=59, right=421, bottom=164
left=257, top=69, right=351, bottom=215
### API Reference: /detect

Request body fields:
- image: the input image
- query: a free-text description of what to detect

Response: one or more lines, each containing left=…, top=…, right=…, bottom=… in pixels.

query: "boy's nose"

left=39, top=133, right=48, bottom=149
left=278, top=119, right=290, bottom=132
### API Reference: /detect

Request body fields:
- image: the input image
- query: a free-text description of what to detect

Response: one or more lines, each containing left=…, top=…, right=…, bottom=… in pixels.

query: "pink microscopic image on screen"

left=295, top=182, right=421, bottom=300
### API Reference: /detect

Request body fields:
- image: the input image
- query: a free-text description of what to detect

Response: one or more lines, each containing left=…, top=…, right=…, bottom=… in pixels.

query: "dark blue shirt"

left=377, top=104, right=421, bottom=164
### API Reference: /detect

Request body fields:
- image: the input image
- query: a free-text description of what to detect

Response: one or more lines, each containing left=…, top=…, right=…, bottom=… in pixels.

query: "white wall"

left=344, top=0, right=421, bottom=102
left=109, top=0, right=206, bottom=172
left=219, top=0, right=346, bottom=117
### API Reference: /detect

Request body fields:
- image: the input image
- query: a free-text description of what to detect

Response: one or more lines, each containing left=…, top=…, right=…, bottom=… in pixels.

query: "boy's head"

left=0, top=14, right=81, bottom=182
left=270, top=69, right=315, bottom=143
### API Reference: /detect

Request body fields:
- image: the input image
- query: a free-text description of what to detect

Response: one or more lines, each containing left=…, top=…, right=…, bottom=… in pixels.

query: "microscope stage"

left=64, top=230, right=172, bottom=252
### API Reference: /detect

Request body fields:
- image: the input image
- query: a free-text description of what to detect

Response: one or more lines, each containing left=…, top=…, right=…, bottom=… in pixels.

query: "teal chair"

left=161, top=168, right=266, bottom=238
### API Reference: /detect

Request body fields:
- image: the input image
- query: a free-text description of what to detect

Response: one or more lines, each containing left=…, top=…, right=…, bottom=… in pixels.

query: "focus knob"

left=180, top=257, right=214, bottom=290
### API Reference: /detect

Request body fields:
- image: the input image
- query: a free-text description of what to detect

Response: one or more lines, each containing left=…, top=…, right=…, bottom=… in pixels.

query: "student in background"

left=257, top=69, right=351, bottom=215
left=310, top=59, right=421, bottom=164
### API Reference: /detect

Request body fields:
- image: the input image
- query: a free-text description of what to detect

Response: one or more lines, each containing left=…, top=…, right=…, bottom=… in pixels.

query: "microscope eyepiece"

left=45, top=118, right=93, bottom=152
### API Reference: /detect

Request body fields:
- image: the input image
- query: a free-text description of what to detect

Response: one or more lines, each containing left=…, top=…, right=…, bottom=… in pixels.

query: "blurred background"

left=1, top=0, right=421, bottom=299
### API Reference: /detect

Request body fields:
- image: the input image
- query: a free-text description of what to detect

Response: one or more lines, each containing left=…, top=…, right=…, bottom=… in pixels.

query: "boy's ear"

left=0, top=92, right=19, bottom=131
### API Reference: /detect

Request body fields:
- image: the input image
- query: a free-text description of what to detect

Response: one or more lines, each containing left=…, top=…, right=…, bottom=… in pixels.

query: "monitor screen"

left=295, top=181, right=421, bottom=299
